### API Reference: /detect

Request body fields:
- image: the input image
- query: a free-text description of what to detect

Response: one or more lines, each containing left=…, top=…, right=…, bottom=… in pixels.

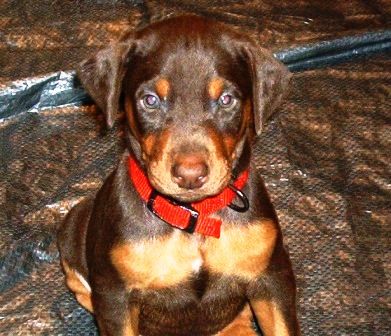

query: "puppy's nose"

left=171, top=155, right=209, bottom=190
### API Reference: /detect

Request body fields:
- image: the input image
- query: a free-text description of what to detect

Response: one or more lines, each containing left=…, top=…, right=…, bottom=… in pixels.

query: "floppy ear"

left=77, top=41, right=133, bottom=128
left=246, top=43, right=291, bottom=135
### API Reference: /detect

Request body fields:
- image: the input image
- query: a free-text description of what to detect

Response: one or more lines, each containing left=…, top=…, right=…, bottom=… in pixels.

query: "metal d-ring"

left=228, top=184, right=250, bottom=213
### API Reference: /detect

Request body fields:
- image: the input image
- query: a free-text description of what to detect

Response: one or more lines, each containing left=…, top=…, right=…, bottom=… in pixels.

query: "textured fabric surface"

left=1, top=0, right=390, bottom=83
left=1, top=1, right=390, bottom=335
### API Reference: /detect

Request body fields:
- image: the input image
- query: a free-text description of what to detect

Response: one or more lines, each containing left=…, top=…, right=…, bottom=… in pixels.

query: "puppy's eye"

left=218, top=93, right=235, bottom=108
left=142, top=94, right=160, bottom=109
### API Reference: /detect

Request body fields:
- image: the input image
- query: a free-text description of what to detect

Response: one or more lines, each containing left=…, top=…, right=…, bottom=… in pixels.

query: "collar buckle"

left=147, top=190, right=199, bottom=233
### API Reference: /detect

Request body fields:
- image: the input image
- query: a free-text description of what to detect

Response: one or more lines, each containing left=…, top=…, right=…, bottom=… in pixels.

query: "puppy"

left=58, top=15, right=300, bottom=336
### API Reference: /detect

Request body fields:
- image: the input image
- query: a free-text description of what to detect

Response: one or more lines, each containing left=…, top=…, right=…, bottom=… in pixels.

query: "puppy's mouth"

left=171, top=182, right=231, bottom=203
left=148, top=173, right=231, bottom=203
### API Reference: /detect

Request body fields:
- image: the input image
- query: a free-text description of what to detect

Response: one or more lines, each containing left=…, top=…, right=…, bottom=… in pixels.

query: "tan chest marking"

left=203, top=220, right=277, bottom=280
left=111, top=231, right=201, bottom=290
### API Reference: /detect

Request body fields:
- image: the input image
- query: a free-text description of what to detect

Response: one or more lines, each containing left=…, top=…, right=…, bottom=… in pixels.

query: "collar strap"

left=128, top=156, right=249, bottom=238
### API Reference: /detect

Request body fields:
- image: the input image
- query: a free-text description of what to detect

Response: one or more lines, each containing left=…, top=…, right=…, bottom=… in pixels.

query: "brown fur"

left=223, top=99, right=253, bottom=161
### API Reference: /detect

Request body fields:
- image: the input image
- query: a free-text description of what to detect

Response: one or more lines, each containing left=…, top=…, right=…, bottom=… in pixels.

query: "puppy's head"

left=78, top=15, right=290, bottom=202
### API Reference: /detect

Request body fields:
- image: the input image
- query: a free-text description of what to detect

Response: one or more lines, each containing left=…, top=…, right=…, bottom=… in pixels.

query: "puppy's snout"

left=171, top=154, right=209, bottom=190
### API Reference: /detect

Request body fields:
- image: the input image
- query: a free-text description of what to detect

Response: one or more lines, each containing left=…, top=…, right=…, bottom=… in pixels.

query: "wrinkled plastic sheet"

left=0, top=72, right=89, bottom=120
left=1, top=30, right=390, bottom=121
left=1, top=22, right=390, bottom=336
left=276, top=30, right=391, bottom=71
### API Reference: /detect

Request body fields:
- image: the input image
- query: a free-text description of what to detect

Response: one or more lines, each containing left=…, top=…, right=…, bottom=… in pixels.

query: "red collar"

left=127, top=156, right=249, bottom=238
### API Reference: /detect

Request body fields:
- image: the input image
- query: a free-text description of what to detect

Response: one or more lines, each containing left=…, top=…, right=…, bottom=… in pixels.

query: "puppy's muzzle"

left=171, top=152, right=209, bottom=190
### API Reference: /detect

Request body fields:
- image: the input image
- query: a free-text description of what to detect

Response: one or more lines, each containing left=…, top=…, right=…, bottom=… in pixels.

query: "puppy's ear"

left=77, top=41, right=134, bottom=128
left=245, top=43, right=291, bottom=135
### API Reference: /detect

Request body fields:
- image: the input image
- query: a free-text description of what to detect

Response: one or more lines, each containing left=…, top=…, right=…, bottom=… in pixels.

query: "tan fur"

left=144, top=128, right=179, bottom=194
left=124, top=96, right=140, bottom=139
left=155, top=78, right=170, bottom=98
left=142, top=133, right=157, bottom=157
left=223, top=135, right=236, bottom=158
left=251, top=300, right=290, bottom=336
left=217, top=304, right=258, bottom=336
left=122, top=306, right=139, bottom=336
left=208, top=78, right=224, bottom=100
left=62, top=261, right=93, bottom=313
left=110, top=231, right=201, bottom=289
left=203, top=220, right=277, bottom=280
left=242, top=99, right=253, bottom=134
left=111, top=219, right=277, bottom=290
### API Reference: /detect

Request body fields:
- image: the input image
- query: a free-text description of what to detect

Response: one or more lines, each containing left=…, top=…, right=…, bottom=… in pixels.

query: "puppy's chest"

left=111, top=220, right=277, bottom=290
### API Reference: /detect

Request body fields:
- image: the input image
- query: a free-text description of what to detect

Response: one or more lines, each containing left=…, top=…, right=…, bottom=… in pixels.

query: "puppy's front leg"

left=92, top=284, right=139, bottom=336
left=249, top=248, right=300, bottom=336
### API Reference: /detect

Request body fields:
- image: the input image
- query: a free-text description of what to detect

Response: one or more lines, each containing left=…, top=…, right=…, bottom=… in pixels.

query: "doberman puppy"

left=58, top=15, right=300, bottom=336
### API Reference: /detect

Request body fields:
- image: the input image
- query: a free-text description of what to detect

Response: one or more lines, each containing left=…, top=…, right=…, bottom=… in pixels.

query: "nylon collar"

left=127, top=156, right=249, bottom=238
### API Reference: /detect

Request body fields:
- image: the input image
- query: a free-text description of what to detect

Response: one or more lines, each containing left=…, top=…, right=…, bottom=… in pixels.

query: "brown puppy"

left=58, top=15, right=300, bottom=336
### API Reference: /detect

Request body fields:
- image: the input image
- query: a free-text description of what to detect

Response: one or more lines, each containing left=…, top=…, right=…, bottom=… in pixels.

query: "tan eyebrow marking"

left=155, top=78, right=170, bottom=98
left=208, top=78, right=224, bottom=100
